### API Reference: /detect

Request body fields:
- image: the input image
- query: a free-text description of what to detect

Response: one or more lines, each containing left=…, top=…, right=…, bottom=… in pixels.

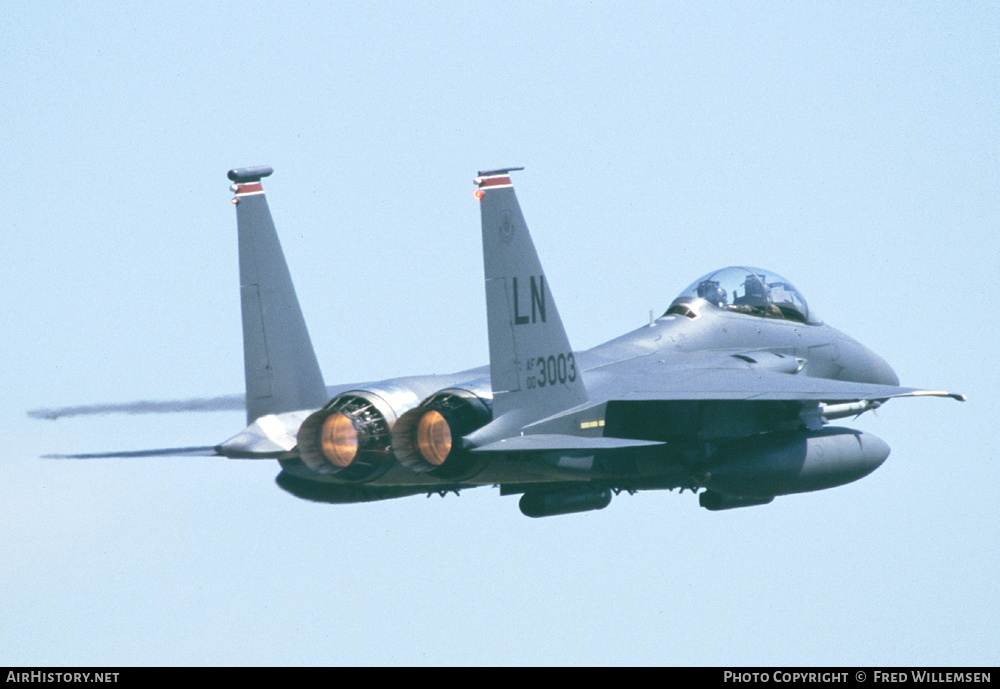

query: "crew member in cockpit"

left=696, top=280, right=727, bottom=307
left=734, top=275, right=769, bottom=308
left=732, top=276, right=784, bottom=318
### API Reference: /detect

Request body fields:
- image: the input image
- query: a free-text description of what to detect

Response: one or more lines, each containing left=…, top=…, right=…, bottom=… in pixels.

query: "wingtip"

left=908, top=390, right=967, bottom=402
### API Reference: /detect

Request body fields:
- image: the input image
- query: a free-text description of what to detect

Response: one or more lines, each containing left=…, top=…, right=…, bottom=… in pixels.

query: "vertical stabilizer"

left=228, top=167, right=327, bottom=424
left=475, top=169, right=588, bottom=420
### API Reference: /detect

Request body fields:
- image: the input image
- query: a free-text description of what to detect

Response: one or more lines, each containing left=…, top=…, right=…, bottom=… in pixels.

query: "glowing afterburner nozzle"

left=321, top=413, right=359, bottom=468
left=416, top=410, right=451, bottom=466
left=391, top=386, right=493, bottom=479
left=298, top=388, right=415, bottom=482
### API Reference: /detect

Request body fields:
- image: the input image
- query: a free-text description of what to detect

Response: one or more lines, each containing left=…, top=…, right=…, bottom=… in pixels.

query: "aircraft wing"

left=589, top=358, right=965, bottom=403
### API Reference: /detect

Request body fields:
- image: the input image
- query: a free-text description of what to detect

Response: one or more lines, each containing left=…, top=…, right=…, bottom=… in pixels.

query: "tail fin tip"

left=231, top=166, right=327, bottom=424
left=477, top=168, right=588, bottom=420
left=228, top=166, right=274, bottom=183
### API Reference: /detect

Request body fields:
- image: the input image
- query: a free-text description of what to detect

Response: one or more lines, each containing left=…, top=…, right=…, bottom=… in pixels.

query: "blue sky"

left=2, top=2, right=996, bottom=665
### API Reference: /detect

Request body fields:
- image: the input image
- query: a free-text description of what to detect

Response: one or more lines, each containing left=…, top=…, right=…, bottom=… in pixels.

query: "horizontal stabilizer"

left=43, top=446, right=219, bottom=459
left=215, top=410, right=312, bottom=458
left=472, top=434, right=665, bottom=453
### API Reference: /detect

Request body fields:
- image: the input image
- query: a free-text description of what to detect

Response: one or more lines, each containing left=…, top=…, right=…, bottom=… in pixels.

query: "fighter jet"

left=43, top=166, right=965, bottom=517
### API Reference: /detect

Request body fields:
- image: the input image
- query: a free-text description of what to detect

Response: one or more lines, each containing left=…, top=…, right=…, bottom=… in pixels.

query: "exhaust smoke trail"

left=27, top=394, right=247, bottom=420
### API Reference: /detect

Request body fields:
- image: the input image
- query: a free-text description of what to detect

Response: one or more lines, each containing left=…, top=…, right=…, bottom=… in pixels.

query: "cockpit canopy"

left=666, top=266, right=818, bottom=324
